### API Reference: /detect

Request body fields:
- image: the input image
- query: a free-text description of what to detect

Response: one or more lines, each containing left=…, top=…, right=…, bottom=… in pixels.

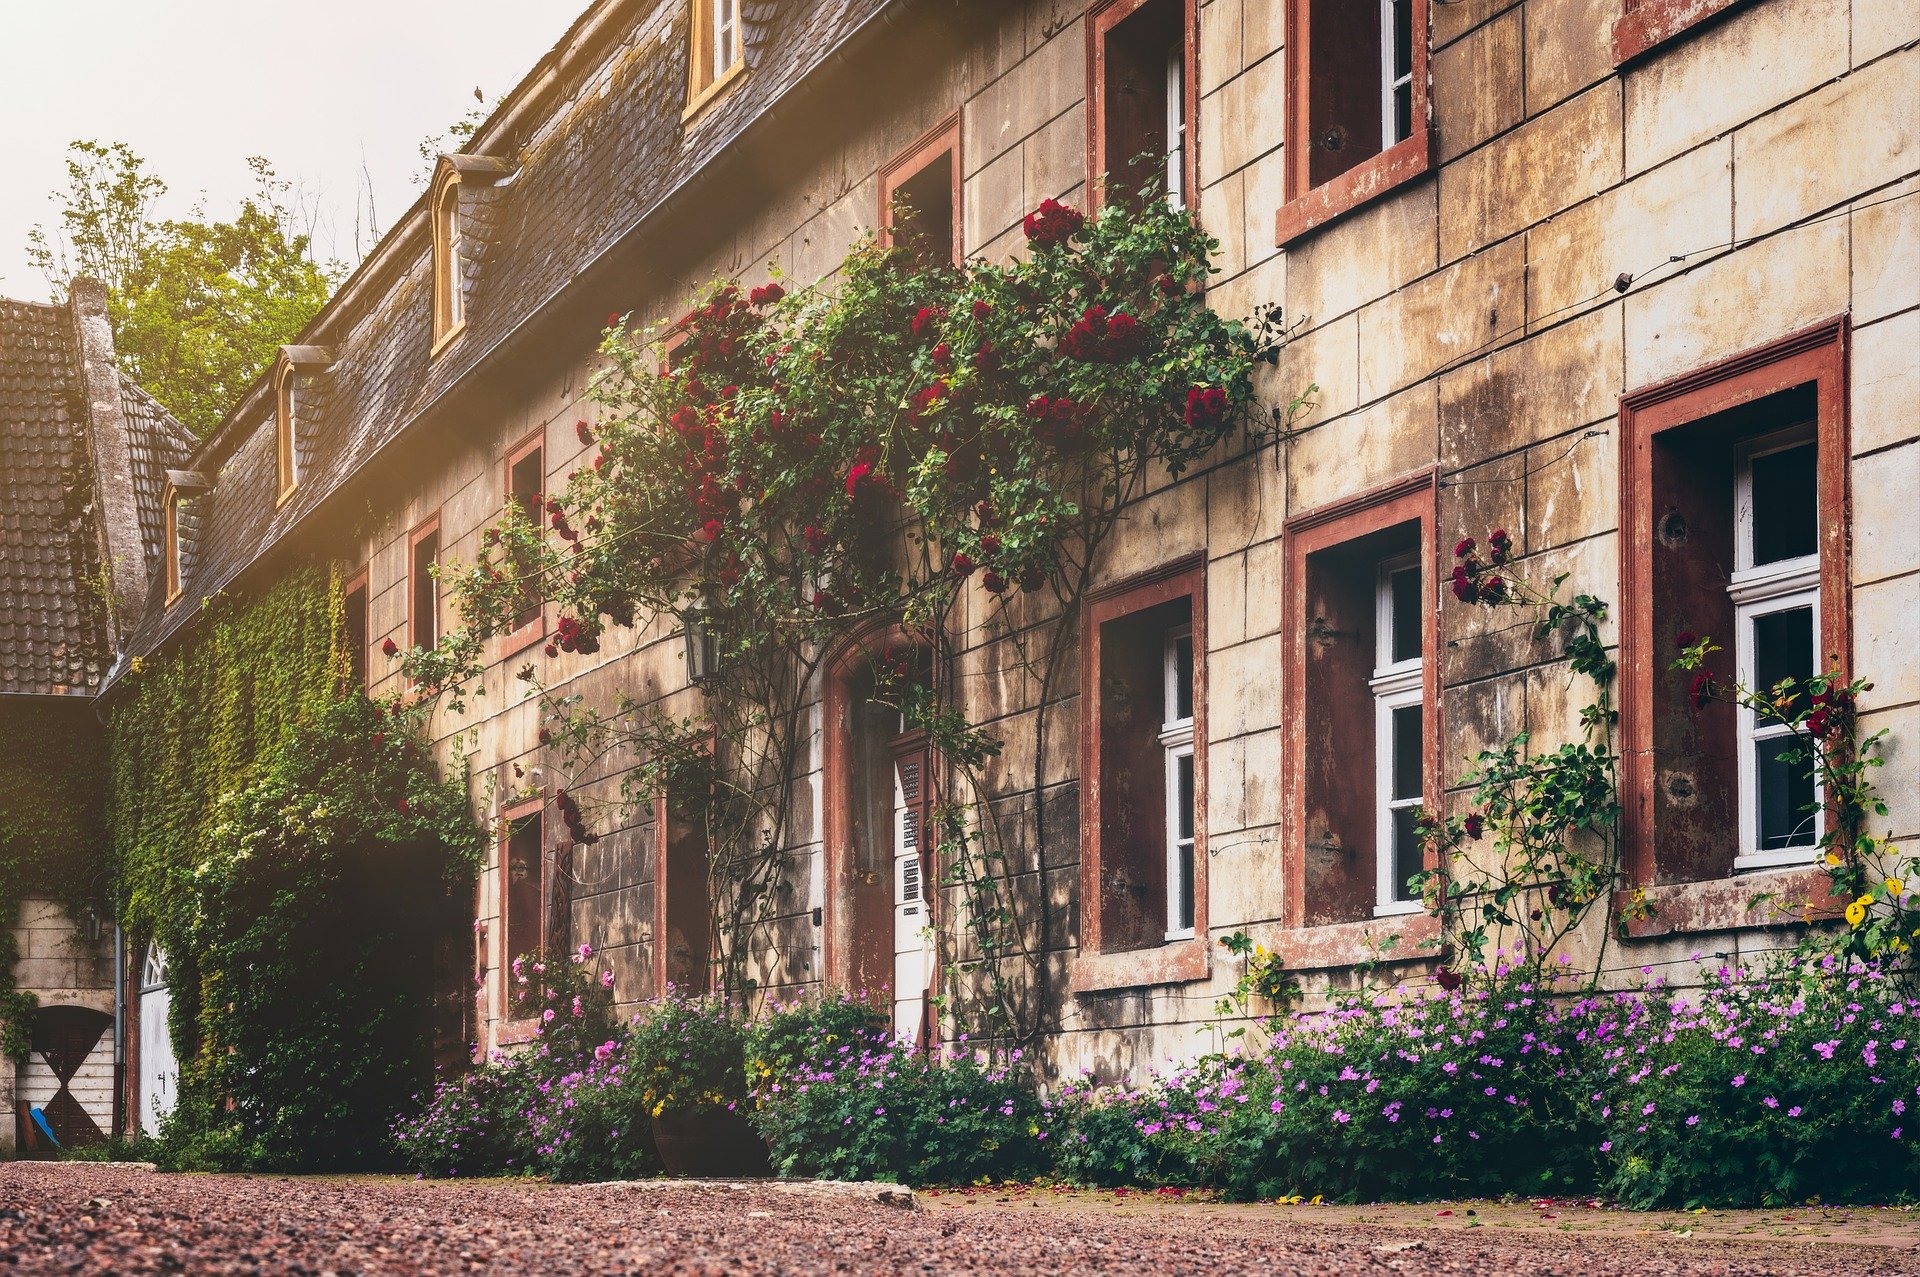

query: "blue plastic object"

left=30, top=1107, right=60, bottom=1149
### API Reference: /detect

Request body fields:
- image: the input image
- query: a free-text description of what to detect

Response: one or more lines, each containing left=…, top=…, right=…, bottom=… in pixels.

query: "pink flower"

left=600, top=970, right=614, bottom=989
left=577, top=942, right=593, bottom=961
left=541, top=1008, right=556, bottom=1023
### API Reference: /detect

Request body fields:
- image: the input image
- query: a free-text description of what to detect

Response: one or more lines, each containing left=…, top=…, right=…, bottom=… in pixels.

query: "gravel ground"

left=2, top=1163, right=1916, bottom=1276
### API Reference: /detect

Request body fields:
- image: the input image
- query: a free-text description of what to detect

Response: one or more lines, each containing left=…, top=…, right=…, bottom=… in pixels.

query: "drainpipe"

left=112, top=923, right=125, bottom=1141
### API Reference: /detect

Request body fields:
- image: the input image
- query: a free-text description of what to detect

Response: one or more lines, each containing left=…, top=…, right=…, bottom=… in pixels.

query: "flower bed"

left=395, top=961, right=1920, bottom=1206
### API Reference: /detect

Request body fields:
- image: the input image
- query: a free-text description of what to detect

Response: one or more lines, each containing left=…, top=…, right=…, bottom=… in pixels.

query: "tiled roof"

left=0, top=299, right=107, bottom=696
left=119, top=378, right=199, bottom=585
left=122, top=0, right=908, bottom=663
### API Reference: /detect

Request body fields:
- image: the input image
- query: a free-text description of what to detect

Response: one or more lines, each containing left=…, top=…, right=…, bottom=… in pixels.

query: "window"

left=1160, top=625, right=1197, bottom=939
left=687, top=0, right=744, bottom=112
left=275, top=362, right=300, bottom=501
left=502, top=803, right=545, bottom=977
left=823, top=637, right=937, bottom=1039
left=408, top=514, right=442, bottom=654
left=879, top=118, right=961, bottom=269
left=162, top=485, right=183, bottom=603
left=343, top=568, right=369, bottom=689
left=656, top=793, right=712, bottom=996
left=1074, top=557, right=1208, bottom=991
left=503, top=431, right=546, bottom=650
left=1282, top=473, right=1435, bottom=929
left=1277, top=0, right=1431, bottom=244
left=1089, top=0, right=1196, bottom=211
left=432, top=173, right=465, bottom=348
left=1373, top=556, right=1426, bottom=914
left=1619, top=320, right=1851, bottom=901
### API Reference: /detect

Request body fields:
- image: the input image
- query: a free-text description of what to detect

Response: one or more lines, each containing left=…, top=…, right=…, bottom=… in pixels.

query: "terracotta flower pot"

left=650, top=1107, right=772, bottom=1178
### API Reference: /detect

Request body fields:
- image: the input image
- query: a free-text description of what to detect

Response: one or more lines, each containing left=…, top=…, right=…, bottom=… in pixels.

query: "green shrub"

left=626, top=992, right=749, bottom=1115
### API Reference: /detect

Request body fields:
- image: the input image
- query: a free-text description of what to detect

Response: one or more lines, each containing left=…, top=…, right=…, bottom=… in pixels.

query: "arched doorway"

left=137, top=944, right=178, bottom=1135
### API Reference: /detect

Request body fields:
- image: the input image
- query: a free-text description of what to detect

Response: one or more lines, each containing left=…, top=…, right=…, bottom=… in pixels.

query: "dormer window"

left=428, top=155, right=513, bottom=354
left=687, top=0, right=745, bottom=115
left=433, top=173, right=465, bottom=347
left=275, top=361, right=300, bottom=501
left=163, top=484, right=183, bottom=603
left=274, top=345, right=335, bottom=506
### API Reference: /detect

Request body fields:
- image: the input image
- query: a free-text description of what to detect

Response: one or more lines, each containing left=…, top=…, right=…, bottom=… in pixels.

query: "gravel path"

left=2, top=1163, right=1914, bottom=1276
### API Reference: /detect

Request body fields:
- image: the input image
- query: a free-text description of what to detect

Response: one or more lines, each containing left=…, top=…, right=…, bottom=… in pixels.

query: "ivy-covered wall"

left=107, top=562, right=342, bottom=944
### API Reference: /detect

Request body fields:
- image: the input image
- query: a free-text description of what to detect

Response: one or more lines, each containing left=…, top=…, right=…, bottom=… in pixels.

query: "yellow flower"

left=1825, top=852, right=1843, bottom=867
left=1886, top=877, right=1906, bottom=898
left=1845, top=898, right=1869, bottom=927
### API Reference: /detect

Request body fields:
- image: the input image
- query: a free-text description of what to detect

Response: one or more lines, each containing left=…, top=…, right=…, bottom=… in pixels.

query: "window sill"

left=1616, top=864, right=1841, bottom=939
left=1269, top=911, right=1440, bottom=973
left=1275, top=128, right=1433, bottom=249
left=275, top=483, right=299, bottom=510
left=682, top=60, right=747, bottom=126
left=501, top=613, right=547, bottom=660
left=1070, top=936, right=1210, bottom=994
left=430, top=321, right=467, bottom=359
left=1612, top=0, right=1750, bottom=65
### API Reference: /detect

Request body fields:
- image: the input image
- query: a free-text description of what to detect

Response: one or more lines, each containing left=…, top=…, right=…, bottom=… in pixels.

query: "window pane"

left=1173, top=632, right=1194, bottom=721
left=1391, top=807, right=1423, bottom=901
left=1176, top=752, right=1195, bottom=841
left=1389, top=566, right=1422, bottom=665
left=1175, top=842, right=1195, bottom=932
left=1755, top=736, right=1817, bottom=849
left=1393, top=0, right=1413, bottom=79
left=1749, top=442, right=1818, bottom=565
left=1391, top=704, right=1423, bottom=802
left=1751, top=605, right=1814, bottom=704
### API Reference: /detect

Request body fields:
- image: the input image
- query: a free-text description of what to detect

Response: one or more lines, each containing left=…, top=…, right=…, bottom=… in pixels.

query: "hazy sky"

left=0, top=0, right=586, bottom=301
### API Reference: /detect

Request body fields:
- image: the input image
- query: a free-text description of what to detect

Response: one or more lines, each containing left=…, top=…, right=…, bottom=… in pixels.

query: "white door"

left=891, top=750, right=929, bottom=1043
left=137, top=945, right=177, bottom=1136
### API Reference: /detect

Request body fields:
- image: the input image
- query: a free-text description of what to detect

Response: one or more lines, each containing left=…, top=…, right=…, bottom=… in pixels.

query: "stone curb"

left=580, top=1177, right=918, bottom=1210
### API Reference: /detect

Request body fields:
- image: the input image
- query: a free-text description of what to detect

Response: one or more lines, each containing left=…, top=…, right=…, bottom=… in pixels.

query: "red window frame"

left=501, top=428, right=547, bottom=657
left=821, top=624, right=942, bottom=1014
left=1275, top=0, right=1433, bottom=246
left=1613, top=0, right=1753, bottom=65
left=1072, top=554, right=1210, bottom=993
left=497, top=795, right=547, bottom=1039
left=1616, top=317, right=1852, bottom=937
left=342, top=565, right=370, bottom=691
left=878, top=114, right=963, bottom=268
left=406, top=511, right=442, bottom=655
left=1085, top=0, right=1199, bottom=214
left=1276, top=470, right=1443, bottom=970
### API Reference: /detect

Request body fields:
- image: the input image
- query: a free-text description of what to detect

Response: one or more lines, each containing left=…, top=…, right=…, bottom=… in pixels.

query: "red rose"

left=576, top=420, right=594, bottom=445
left=979, top=533, right=1003, bottom=556
left=1806, top=708, right=1831, bottom=737
left=802, top=525, right=828, bottom=554
left=1488, top=528, right=1513, bottom=565
left=1449, top=564, right=1479, bottom=604
left=1184, top=386, right=1228, bottom=428
left=381, top=637, right=400, bottom=658
left=981, top=570, right=1008, bottom=594
left=912, top=306, right=944, bottom=338
left=544, top=642, right=560, bottom=658
left=1688, top=670, right=1716, bottom=711
left=1454, top=537, right=1476, bottom=559
left=538, top=728, right=552, bottom=744
left=1463, top=813, right=1485, bottom=840
left=1676, top=630, right=1699, bottom=649
left=972, top=299, right=993, bottom=321
left=396, top=797, right=411, bottom=815
left=1435, top=968, right=1463, bottom=992
left=845, top=461, right=873, bottom=497
left=1479, top=575, right=1508, bottom=603
left=950, top=551, right=975, bottom=578
left=1022, top=197, right=1085, bottom=249
left=750, top=282, right=785, bottom=306
left=608, top=313, right=622, bottom=327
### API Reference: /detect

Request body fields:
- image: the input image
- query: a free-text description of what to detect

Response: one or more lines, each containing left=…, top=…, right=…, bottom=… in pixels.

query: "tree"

left=29, top=142, right=341, bottom=435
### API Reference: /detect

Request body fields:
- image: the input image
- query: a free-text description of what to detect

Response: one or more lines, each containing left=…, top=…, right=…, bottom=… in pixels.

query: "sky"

left=0, top=0, right=587, bottom=301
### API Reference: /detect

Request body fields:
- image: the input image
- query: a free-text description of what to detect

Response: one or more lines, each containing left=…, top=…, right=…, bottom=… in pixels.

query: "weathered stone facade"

left=118, top=0, right=1918, bottom=1087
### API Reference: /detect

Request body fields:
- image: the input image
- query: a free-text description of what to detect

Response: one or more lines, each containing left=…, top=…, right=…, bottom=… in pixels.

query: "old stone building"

left=0, top=282, right=195, bottom=1151
left=101, top=0, right=1918, bottom=1095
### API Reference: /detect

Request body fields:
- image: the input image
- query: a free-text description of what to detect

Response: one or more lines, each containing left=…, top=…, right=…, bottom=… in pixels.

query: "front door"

left=138, top=945, right=177, bottom=1136
left=891, top=743, right=930, bottom=1043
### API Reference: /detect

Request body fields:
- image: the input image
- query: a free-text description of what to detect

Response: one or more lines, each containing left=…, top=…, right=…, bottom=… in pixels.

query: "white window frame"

left=1729, top=428, right=1822, bottom=871
left=712, top=0, right=741, bottom=80
left=1164, top=41, right=1185, bottom=210
left=1379, top=0, right=1413, bottom=150
left=1160, top=624, right=1196, bottom=940
left=1371, top=554, right=1424, bottom=916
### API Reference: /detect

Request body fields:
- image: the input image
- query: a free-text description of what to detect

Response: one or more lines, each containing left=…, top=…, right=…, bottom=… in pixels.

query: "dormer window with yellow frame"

left=432, top=171, right=466, bottom=349
left=162, top=483, right=183, bottom=603
left=428, top=154, right=514, bottom=354
left=161, top=466, right=211, bottom=605
left=275, top=360, right=301, bottom=502
left=274, top=344, right=336, bottom=507
left=686, top=0, right=745, bottom=118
